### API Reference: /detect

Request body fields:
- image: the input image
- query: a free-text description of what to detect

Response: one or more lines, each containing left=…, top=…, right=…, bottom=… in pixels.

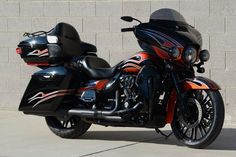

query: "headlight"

left=183, top=47, right=197, bottom=64
left=169, top=46, right=180, bottom=58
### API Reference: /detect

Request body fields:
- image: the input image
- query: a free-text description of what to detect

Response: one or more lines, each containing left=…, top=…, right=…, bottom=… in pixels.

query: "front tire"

left=45, top=116, right=91, bottom=139
left=171, top=90, right=224, bottom=148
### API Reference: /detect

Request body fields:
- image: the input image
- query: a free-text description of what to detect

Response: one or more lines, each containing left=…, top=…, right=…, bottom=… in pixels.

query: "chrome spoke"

left=65, top=121, right=69, bottom=128
left=61, top=118, right=77, bottom=128
left=194, top=127, right=198, bottom=140
left=202, top=99, right=211, bottom=106
left=201, top=95, right=209, bottom=105
left=198, top=124, right=204, bottom=137
left=183, top=128, right=189, bottom=136
left=190, top=128, right=194, bottom=139
left=70, top=120, right=74, bottom=127
left=62, top=121, right=66, bottom=127
left=200, top=123, right=207, bottom=134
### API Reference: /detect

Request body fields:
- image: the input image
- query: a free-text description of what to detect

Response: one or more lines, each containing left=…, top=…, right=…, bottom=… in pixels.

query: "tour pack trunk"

left=19, top=66, right=82, bottom=116
left=17, top=23, right=83, bottom=67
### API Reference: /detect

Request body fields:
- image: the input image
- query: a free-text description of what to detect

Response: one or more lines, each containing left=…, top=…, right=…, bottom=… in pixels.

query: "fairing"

left=149, top=8, right=202, bottom=48
left=134, top=9, right=202, bottom=62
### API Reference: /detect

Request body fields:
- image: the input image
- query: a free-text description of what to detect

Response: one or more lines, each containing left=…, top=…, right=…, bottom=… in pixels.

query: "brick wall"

left=0, top=0, right=235, bottom=124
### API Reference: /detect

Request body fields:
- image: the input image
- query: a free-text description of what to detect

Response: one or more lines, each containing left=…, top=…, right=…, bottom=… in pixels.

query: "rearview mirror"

left=121, top=16, right=134, bottom=22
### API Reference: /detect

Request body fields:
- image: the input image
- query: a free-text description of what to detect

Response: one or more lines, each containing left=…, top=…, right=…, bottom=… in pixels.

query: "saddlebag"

left=18, top=66, right=83, bottom=116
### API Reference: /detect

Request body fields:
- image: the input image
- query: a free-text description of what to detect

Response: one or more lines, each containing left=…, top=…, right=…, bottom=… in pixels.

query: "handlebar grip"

left=121, top=28, right=135, bottom=32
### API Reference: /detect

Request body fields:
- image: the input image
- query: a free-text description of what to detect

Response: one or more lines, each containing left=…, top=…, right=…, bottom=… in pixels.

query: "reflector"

left=16, top=47, right=22, bottom=54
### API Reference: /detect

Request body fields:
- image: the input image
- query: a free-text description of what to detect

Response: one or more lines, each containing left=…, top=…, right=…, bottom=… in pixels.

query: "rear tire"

left=45, top=116, right=91, bottom=139
left=171, top=90, right=224, bottom=148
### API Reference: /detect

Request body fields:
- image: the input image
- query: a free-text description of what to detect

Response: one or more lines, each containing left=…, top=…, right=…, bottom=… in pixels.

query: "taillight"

left=16, top=47, right=22, bottom=54
left=27, top=62, right=49, bottom=66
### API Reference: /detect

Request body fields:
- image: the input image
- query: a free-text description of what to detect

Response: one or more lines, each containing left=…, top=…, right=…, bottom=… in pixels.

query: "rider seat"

left=81, top=56, right=116, bottom=79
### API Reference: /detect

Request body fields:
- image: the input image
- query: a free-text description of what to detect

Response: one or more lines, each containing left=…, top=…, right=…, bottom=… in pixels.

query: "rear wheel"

left=171, top=90, right=224, bottom=148
left=45, top=116, right=91, bottom=138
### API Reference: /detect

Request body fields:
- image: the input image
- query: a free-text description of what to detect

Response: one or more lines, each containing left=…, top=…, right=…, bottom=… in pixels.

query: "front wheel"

left=45, top=116, right=91, bottom=139
left=171, top=90, right=225, bottom=148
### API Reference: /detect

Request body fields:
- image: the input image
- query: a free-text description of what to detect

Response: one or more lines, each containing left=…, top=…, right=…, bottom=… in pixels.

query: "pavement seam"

left=78, top=137, right=163, bottom=157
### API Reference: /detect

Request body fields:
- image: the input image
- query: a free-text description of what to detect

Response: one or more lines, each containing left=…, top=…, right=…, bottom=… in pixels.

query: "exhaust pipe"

left=69, top=102, right=143, bottom=117
left=68, top=91, right=143, bottom=122
left=68, top=102, right=142, bottom=122
left=68, top=109, right=124, bottom=122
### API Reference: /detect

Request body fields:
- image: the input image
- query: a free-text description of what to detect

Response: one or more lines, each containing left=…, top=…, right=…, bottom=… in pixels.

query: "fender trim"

left=183, top=76, right=221, bottom=91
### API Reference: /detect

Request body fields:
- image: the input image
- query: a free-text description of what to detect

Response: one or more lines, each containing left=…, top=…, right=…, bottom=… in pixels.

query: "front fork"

left=170, top=72, right=183, bottom=97
left=162, top=59, right=182, bottom=123
left=165, top=71, right=185, bottom=123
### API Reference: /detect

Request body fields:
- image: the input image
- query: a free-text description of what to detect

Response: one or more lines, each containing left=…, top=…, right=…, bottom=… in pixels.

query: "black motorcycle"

left=16, top=9, right=224, bottom=148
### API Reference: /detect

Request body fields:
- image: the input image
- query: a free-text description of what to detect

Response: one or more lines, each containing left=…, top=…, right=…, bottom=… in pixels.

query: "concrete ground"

left=0, top=111, right=235, bottom=157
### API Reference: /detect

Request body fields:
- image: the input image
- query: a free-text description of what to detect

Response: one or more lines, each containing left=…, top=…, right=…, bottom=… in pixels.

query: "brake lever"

left=121, top=27, right=135, bottom=32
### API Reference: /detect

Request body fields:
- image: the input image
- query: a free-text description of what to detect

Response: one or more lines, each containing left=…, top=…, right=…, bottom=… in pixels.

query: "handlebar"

left=121, top=27, right=135, bottom=32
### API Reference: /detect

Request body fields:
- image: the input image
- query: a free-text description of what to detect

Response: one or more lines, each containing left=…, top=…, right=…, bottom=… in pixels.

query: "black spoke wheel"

left=45, top=116, right=91, bottom=139
left=171, top=90, right=224, bottom=148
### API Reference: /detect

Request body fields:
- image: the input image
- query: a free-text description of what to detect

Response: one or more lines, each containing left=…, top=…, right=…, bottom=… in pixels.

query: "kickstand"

left=155, top=128, right=173, bottom=139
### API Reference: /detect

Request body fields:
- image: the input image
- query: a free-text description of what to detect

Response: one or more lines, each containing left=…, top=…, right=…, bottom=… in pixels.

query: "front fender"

left=166, top=76, right=220, bottom=124
left=183, top=76, right=221, bottom=91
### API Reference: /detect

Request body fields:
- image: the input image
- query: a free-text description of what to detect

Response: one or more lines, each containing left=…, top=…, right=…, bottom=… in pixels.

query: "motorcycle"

left=16, top=9, right=224, bottom=148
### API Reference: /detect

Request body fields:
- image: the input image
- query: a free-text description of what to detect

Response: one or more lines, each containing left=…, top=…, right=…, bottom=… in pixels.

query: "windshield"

left=150, top=8, right=187, bottom=24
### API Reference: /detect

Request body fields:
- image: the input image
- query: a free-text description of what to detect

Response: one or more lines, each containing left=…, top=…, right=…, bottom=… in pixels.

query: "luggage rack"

left=23, top=28, right=53, bottom=37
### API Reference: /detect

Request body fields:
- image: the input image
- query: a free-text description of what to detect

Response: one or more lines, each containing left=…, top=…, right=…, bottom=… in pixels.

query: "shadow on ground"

left=81, top=128, right=236, bottom=151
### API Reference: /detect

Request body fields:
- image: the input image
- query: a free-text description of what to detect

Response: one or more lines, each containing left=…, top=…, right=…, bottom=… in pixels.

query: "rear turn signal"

left=16, top=47, right=22, bottom=54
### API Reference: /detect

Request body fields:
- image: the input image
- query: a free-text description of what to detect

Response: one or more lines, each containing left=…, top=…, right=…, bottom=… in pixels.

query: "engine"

left=77, top=72, right=165, bottom=126
left=119, top=74, right=141, bottom=109
left=78, top=73, right=147, bottom=117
